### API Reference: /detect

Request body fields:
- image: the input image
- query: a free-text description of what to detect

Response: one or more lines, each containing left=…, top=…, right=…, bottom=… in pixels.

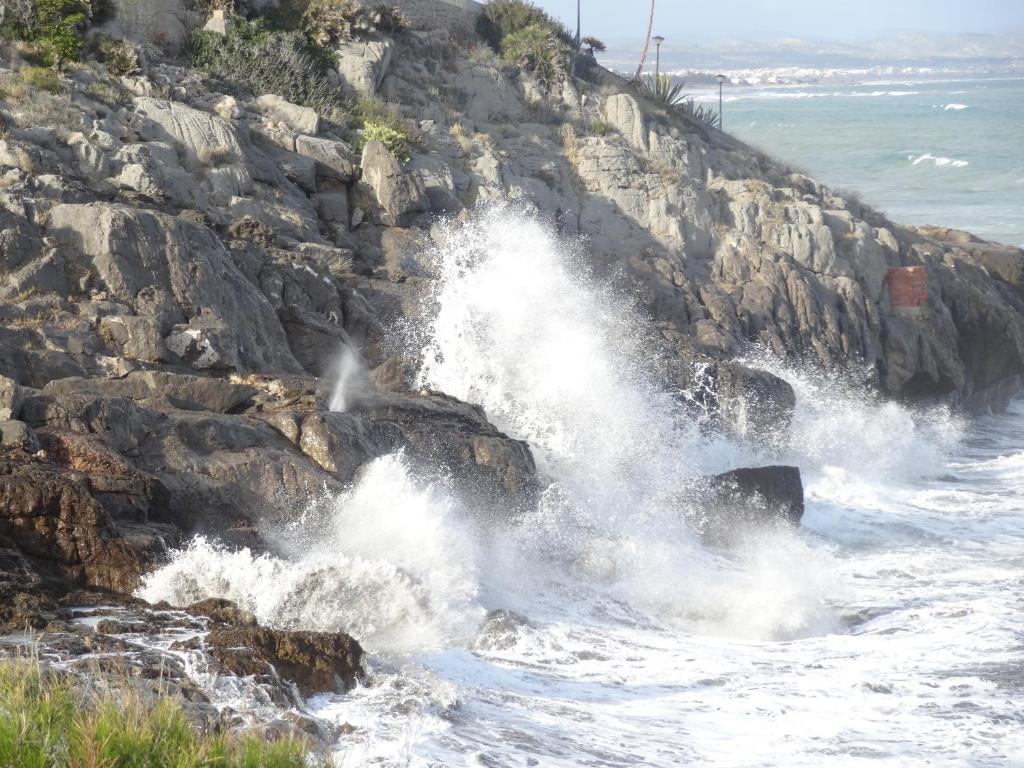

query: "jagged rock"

left=99, top=315, right=165, bottom=362
left=356, top=140, right=429, bottom=226
left=0, top=454, right=167, bottom=592
left=185, top=597, right=258, bottom=627
left=43, top=372, right=258, bottom=414
left=131, top=97, right=246, bottom=174
left=206, top=624, right=364, bottom=696
left=312, top=190, right=349, bottom=225
left=690, top=362, right=796, bottom=441
left=602, top=92, right=648, bottom=151
left=1, top=420, right=39, bottom=451
left=294, top=135, right=357, bottom=182
left=0, top=374, right=21, bottom=420
left=255, top=94, right=320, bottom=136
left=0, top=209, right=44, bottom=272
left=100, top=0, right=189, bottom=52
left=299, top=411, right=395, bottom=481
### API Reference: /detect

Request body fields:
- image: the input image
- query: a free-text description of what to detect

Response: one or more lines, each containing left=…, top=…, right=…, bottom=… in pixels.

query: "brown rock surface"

left=206, top=624, right=364, bottom=696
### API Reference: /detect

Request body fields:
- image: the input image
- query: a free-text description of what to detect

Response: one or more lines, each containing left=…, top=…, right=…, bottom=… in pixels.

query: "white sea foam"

left=910, top=152, right=969, bottom=168
left=138, top=452, right=485, bottom=654
left=944, top=102, right=969, bottom=110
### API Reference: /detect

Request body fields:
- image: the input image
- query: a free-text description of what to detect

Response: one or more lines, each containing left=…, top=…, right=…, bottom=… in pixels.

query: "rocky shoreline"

left=2, top=0, right=1024, bottom=754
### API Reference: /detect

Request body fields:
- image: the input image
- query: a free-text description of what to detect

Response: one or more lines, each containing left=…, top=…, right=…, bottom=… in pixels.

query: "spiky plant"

left=639, top=72, right=686, bottom=106
left=678, top=97, right=720, bottom=128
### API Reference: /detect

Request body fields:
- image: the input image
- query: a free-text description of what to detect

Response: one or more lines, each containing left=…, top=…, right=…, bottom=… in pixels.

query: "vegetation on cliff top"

left=186, top=4, right=416, bottom=156
left=478, top=0, right=579, bottom=90
left=0, top=0, right=90, bottom=67
left=0, top=659, right=320, bottom=768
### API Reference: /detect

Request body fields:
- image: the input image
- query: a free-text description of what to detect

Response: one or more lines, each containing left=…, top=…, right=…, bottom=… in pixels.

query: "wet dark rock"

left=690, top=361, right=796, bottom=441
left=0, top=452, right=168, bottom=593
left=185, top=597, right=258, bottom=627
left=475, top=609, right=534, bottom=652
left=697, top=465, right=805, bottom=544
left=206, top=624, right=364, bottom=696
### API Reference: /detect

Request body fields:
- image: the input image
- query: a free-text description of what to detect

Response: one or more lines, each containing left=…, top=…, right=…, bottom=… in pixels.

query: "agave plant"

left=639, top=72, right=687, bottom=106
left=679, top=97, right=720, bottom=128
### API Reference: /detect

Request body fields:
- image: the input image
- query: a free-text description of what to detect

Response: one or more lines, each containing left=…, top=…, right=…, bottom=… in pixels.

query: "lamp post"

left=575, top=0, right=581, bottom=47
left=653, top=35, right=665, bottom=77
left=716, top=73, right=727, bottom=130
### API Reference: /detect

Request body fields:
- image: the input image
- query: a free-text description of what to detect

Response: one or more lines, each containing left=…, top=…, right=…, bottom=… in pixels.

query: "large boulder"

left=697, top=465, right=805, bottom=544
left=206, top=624, right=363, bottom=696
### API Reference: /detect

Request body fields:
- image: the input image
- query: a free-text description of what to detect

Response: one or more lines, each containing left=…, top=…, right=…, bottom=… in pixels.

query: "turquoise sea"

left=695, top=77, right=1024, bottom=247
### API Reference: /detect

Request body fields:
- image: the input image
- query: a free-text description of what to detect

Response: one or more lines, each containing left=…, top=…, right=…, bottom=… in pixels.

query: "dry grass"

left=197, top=144, right=237, bottom=167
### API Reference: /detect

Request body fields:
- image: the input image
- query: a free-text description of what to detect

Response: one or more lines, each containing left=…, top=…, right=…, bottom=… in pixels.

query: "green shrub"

left=186, top=19, right=349, bottom=118
left=0, top=0, right=89, bottom=67
left=302, top=0, right=374, bottom=46
left=93, top=34, right=140, bottom=75
left=478, top=0, right=575, bottom=50
left=587, top=119, right=608, bottom=136
left=0, top=659, right=319, bottom=767
left=354, top=97, right=417, bottom=160
left=582, top=35, right=605, bottom=55
left=370, top=4, right=407, bottom=35
left=500, top=22, right=571, bottom=92
left=18, top=66, right=61, bottom=93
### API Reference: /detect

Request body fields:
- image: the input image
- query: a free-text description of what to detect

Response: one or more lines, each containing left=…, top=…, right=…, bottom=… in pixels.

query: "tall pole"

left=716, top=74, right=727, bottom=131
left=633, top=0, right=655, bottom=81
left=719, top=80, right=723, bottom=130
left=575, top=0, right=581, bottom=47
left=656, top=41, right=661, bottom=76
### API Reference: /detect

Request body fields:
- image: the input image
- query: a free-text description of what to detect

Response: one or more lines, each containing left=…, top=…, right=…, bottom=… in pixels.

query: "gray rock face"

left=356, top=140, right=429, bottom=226
left=255, top=94, right=321, bottom=136
left=334, top=36, right=393, bottom=96
left=0, top=375, right=21, bottom=421
left=46, top=203, right=303, bottom=375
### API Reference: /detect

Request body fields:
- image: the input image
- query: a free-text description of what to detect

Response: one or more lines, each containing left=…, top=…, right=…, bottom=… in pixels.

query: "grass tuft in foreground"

left=0, top=659, right=321, bottom=768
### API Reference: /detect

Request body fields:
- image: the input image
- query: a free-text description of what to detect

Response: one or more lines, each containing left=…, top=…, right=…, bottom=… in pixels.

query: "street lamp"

left=653, top=35, right=665, bottom=77
left=716, top=73, right=727, bottom=130
left=575, top=0, right=581, bottom=47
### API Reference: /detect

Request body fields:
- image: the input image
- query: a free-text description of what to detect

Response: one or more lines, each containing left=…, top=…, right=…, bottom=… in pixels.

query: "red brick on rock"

left=887, top=267, right=928, bottom=308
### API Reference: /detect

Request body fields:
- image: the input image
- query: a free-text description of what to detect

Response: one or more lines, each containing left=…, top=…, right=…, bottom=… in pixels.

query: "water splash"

left=329, top=346, right=368, bottom=413
left=138, top=453, right=484, bottom=654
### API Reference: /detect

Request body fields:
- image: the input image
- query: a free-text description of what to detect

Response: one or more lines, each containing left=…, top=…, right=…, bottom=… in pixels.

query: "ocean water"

left=139, top=209, right=1024, bottom=766
left=693, top=77, right=1024, bottom=247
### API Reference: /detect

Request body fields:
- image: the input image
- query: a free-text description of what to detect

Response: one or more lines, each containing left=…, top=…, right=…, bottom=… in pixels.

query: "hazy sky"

left=533, top=0, right=1024, bottom=42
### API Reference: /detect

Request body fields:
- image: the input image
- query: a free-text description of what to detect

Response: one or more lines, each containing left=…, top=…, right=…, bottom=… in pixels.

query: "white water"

left=140, top=209, right=1024, bottom=766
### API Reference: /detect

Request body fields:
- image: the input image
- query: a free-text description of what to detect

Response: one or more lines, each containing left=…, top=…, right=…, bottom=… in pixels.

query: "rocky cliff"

left=1, top=0, right=1023, bottom=745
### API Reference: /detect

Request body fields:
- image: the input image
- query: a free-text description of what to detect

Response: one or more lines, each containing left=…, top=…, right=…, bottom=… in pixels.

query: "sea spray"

left=138, top=452, right=484, bottom=654
left=415, top=206, right=838, bottom=638
left=328, top=346, right=369, bottom=412
left=142, top=206, right=844, bottom=660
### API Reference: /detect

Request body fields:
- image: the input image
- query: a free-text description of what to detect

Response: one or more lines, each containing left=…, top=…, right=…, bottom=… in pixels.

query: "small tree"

left=1, top=0, right=90, bottom=68
left=581, top=35, right=604, bottom=55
